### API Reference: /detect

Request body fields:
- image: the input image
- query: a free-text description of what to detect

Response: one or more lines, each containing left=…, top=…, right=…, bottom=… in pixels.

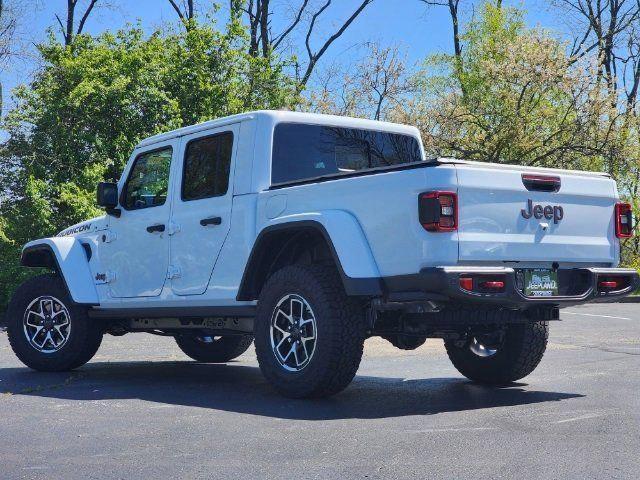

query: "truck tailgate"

left=455, top=164, right=618, bottom=265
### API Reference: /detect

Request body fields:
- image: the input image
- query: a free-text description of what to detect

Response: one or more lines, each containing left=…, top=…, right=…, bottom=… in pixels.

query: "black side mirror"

left=97, top=182, right=119, bottom=215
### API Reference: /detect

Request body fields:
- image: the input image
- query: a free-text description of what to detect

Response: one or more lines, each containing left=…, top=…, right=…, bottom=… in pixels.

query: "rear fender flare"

left=238, top=210, right=383, bottom=300
left=21, top=238, right=99, bottom=305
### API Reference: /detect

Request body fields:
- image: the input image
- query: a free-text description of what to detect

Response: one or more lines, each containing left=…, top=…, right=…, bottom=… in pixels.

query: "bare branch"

left=168, top=0, right=195, bottom=29
left=419, top=1, right=462, bottom=58
left=168, top=0, right=185, bottom=20
left=272, top=0, right=309, bottom=51
left=304, top=0, right=331, bottom=67
left=557, top=0, right=640, bottom=100
left=241, top=0, right=372, bottom=91
left=55, top=0, right=102, bottom=45
left=76, top=0, right=98, bottom=35
left=299, top=0, right=373, bottom=89
left=54, top=13, right=66, bottom=37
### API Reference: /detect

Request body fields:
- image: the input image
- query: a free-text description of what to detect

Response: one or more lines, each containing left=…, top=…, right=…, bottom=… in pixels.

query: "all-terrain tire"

left=254, top=264, right=366, bottom=398
left=444, top=321, right=549, bottom=384
left=175, top=334, right=254, bottom=363
left=6, top=274, right=103, bottom=372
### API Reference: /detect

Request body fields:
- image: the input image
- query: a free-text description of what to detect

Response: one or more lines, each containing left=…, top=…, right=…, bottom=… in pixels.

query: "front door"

left=168, top=125, right=238, bottom=295
left=98, top=141, right=177, bottom=298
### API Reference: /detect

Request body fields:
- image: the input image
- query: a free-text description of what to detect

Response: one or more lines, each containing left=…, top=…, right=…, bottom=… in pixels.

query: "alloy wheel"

left=22, top=296, right=71, bottom=354
left=269, top=294, right=317, bottom=372
left=469, top=336, right=499, bottom=357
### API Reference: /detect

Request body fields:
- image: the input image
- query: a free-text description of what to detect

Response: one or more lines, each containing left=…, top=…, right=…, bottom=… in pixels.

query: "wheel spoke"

left=290, top=298, right=303, bottom=319
left=301, top=340, right=309, bottom=361
left=276, top=308, right=294, bottom=325
left=56, top=316, right=69, bottom=327
left=29, top=309, right=45, bottom=320
left=31, top=327, right=46, bottom=348
left=26, top=313, right=42, bottom=327
left=50, top=328, right=61, bottom=346
left=282, top=344, right=296, bottom=363
left=42, top=331, right=54, bottom=348
left=53, top=325, right=68, bottom=342
left=276, top=334, right=290, bottom=351
left=30, top=326, right=44, bottom=343
left=54, top=328, right=67, bottom=347
left=274, top=324, right=289, bottom=336
left=293, top=345, right=300, bottom=367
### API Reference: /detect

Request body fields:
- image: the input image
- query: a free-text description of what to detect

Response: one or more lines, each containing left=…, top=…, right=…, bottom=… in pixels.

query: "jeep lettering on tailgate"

left=521, top=199, right=564, bottom=224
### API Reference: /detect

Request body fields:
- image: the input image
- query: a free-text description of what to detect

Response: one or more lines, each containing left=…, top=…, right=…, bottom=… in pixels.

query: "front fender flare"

left=21, top=237, right=99, bottom=305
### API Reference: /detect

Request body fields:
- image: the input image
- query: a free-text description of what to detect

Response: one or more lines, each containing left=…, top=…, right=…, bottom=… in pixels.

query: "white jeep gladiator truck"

left=6, top=110, right=639, bottom=398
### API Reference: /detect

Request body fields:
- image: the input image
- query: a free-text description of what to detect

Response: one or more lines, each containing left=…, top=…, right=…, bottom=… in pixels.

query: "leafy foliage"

left=400, top=4, right=612, bottom=169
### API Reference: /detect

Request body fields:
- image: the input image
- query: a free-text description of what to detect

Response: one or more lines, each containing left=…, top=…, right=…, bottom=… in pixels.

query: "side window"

left=123, top=147, right=173, bottom=210
left=182, top=132, right=233, bottom=201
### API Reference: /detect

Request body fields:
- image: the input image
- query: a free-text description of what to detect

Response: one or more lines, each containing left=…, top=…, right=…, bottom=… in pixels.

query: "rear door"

left=456, top=164, right=618, bottom=265
left=168, top=124, right=238, bottom=295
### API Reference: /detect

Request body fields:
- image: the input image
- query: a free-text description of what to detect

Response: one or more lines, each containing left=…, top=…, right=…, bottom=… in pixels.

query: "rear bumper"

left=384, top=267, right=640, bottom=308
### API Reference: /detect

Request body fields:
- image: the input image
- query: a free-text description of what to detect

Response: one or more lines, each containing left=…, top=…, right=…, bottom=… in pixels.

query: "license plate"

left=524, top=269, right=559, bottom=297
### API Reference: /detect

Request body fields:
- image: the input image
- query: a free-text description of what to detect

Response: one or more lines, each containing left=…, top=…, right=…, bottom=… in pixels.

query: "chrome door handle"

left=200, top=217, right=222, bottom=226
left=146, top=224, right=165, bottom=233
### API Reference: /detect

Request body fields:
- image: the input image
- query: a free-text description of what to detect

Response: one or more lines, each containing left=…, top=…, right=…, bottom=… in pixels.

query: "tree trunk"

left=65, top=0, right=75, bottom=46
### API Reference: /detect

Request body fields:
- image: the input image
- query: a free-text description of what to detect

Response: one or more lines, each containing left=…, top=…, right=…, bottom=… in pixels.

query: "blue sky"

left=2, top=0, right=566, bottom=113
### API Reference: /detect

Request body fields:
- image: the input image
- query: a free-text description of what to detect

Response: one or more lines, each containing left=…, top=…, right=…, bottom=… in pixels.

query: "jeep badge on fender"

left=521, top=199, right=564, bottom=224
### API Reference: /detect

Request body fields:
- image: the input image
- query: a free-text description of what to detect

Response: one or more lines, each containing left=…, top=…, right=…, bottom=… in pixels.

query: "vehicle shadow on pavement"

left=0, top=361, right=583, bottom=420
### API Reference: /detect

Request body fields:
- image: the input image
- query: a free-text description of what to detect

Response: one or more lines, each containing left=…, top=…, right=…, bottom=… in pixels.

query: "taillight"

left=459, top=275, right=506, bottom=293
left=419, top=191, right=457, bottom=232
left=459, top=277, right=473, bottom=291
left=615, top=202, right=633, bottom=238
left=480, top=280, right=505, bottom=290
left=597, top=276, right=630, bottom=292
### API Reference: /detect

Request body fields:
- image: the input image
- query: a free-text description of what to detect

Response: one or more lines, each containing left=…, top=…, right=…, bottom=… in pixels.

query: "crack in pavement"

left=2, top=372, right=85, bottom=396
left=553, top=341, right=640, bottom=357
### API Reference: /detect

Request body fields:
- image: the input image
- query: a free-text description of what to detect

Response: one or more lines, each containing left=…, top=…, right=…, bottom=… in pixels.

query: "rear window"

left=271, top=123, right=423, bottom=184
left=181, top=132, right=233, bottom=201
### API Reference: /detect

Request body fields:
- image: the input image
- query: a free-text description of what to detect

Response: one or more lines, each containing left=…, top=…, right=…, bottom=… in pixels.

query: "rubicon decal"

left=57, top=223, right=91, bottom=237
left=521, top=199, right=564, bottom=224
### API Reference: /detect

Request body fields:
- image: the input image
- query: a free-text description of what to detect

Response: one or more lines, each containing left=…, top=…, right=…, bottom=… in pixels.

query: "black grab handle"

left=200, top=217, right=222, bottom=227
left=146, top=224, right=166, bottom=233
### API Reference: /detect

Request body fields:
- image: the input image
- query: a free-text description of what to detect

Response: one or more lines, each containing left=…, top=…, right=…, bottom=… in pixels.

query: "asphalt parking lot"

left=1, top=303, right=639, bottom=479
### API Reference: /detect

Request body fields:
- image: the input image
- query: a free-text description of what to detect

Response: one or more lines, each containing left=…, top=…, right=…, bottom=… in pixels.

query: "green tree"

left=399, top=3, right=616, bottom=170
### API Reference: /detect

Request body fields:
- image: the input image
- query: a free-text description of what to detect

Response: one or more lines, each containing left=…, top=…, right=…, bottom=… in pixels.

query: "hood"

left=56, top=215, right=107, bottom=238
